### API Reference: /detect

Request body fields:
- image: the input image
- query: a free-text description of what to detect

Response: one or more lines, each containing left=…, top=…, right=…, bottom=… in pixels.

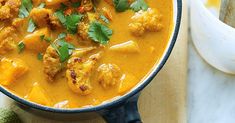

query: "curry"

left=0, top=0, right=173, bottom=108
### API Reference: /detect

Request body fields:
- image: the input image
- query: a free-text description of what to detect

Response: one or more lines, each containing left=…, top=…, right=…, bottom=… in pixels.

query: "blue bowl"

left=0, top=0, right=182, bottom=122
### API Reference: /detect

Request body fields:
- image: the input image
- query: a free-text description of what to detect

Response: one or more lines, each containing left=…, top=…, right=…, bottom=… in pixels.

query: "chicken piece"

left=43, top=45, right=62, bottom=81
left=0, top=27, right=16, bottom=54
left=129, top=8, right=163, bottom=36
left=109, top=40, right=140, bottom=53
left=66, top=50, right=101, bottom=95
left=77, top=22, right=90, bottom=40
left=0, top=0, right=21, bottom=20
left=23, top=27, right=50, bottom=53
left=30, top=8, right=61, bottom=29
left=0, top=58, right=28, bottom=86
left=97, top=64, right=122, bottom=88
left=27, top=83, right=51, bottom=106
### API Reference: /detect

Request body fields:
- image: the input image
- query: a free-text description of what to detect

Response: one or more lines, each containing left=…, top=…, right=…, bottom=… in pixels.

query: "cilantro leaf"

left=64, top=13, right=83, bottom=34
left=40, top=35, right=45, bottom=41
left=58, top=32, right=67, bottom=39
left=54, top=10, right=66, bottom=24
left=18, top=42, right=25, bottom=53
left=113, top=0, right=129, bottom=12
left=88, top=21, right=113, bottom=44
left=18, top=0, right=33, bottom=18
left=38, top=3, right=46, bottom=9
left=100, top=15, right=109, bottom=24
left=37, top=53, right=43, bottom=61
left=130, top=0, right=148, bottom=12
left=71, top=2, right=81, bottom=8
left=56, top=39, right=75, bottom=49
left=27, top=18, right=37, bottom=32
left=58, top=44, right=69, bottom=62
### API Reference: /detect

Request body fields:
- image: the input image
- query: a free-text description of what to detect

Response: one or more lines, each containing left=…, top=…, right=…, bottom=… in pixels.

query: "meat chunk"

left=30, top=8, right=61, bottom=29
left=43, top=46, right=62, bottom=81
left=128, top=8, right=163, bottom=36
left=66, top=50, right=101, bottom=95
left=0, top=27, right=16, bottom=54
left=0, top=58, right=28, bottom=86
left=97, top=64, right=122, bottom=88
left=0, top=0, right=21, bottom=20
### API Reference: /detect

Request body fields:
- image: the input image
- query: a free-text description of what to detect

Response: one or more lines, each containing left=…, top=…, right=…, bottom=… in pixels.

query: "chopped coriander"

left=113, top=0, right=129, bottom=12
left=58, top=44, right=69, bottom=62
left=54, top=10, right=66, bottom=24
left=18, top=42, right=25, bottom=53
left=58, top=32, right=67, bottom=39
left=40, top=35, right=45, bottom=41
left=37, top=53, right=43, bottom=61
left=130, top=0, right=148, bottom=12
left=60, top=3, right=68, bottom=10
left=100, top=15, right=109, bottom=24
left=88, top=21, right=113, bottom=44
left=18, top=0, right=33, bottom=18
left=44, top=37, right=52, bottom=42
left=37, top=2, right=46, bottom=9
left=71, top=2, right=81, bottom=8
left=64, top=13, right=83, bottom=34
left=27, top=18, right=37, bottom=32
left=56, top=39, right=75, bottom=49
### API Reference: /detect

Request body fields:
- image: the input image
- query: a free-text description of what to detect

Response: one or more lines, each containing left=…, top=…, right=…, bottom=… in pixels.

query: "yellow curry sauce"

left=0, top=0, right=173, bottom=108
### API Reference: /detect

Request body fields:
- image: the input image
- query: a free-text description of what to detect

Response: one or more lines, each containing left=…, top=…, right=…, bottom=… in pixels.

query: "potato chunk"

left=27, top=83, right=51, bottom=106
left=118, top=74, right=138, bottom=94
left=23, top=28, right=50, bottom=53
left=0, top=58, right=28, bottom=86
left=129, top=8, right=163, bottom=36
left=97, top=64, right=122, bottom=88
left=66, top=50, right=101, bottom=95
left=109, top=41, right=140, bottom=53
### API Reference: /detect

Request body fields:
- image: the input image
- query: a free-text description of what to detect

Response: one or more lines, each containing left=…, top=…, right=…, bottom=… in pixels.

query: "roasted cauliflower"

left=0, top=0, right=21, bottom=20
left=43, top=46, right=62, bottom=81
left=66, top=49, right=101, bottom=95
left=0, top=27, right=16, bottom=54
left=129, top=8, right=163, bottom=36
left=97, top=64, right=122, bottom=88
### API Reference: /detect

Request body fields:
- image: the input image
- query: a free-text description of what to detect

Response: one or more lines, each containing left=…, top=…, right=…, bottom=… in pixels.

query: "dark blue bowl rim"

left=0, top=0, right=182, bottom=113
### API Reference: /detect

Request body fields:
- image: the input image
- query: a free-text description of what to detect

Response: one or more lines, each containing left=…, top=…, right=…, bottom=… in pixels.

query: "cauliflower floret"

left=12, top=18, right=24, bottom=28
left=77, top=22, right=90, bottom=40
left=129, top=8, right=163, bottom=36
left=97, top=64, right=122, bottom=88
left=0, top=27, right=16, bottom=54
left=0, top=0, right=21, bottom=20
left=43, top=46, right=62, bottom=81
left=30, top=8, right=61, bottom=29
left=66, top=51, right=101, bottom=95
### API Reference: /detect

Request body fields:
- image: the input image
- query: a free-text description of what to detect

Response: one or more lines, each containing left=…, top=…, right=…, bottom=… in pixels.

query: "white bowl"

left=191, top=0, right=235, bottom=74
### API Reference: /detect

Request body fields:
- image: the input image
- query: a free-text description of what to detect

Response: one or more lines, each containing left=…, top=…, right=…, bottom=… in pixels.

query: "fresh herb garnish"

left=58, top=32, right=67, bottom=39
left=64, top=13, right=83, bottom=34
left=51, top=34, right=75, bottom=62
left=38, top=2, right=46, bottom=9
left=37, top=53, right=43, bottom=61
left=44, top=37, right=52, bottom=42
left=18, top=0, right=33, bottom=18
left=54, top=10, right=82, bottom=34
left=71, top=2, right=81, bottom=8
left=27, top=18, right=37, bottom=32
left=18, top=42, right=25, bottom=53
left=100, top=15, right=109, bottom=24
left=130, top=0, right=148, bottom=12
left=40, top=35, right=45, bottom=41
left=113, top=0, right=129, bottom=12
left=88, top=21, right=113, bottom=44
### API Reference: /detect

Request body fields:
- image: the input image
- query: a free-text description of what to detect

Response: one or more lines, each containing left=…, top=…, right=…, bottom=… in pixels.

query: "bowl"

left=191, top=0, right=235, bottom=74
left=0, top=0, right=182, bottom=122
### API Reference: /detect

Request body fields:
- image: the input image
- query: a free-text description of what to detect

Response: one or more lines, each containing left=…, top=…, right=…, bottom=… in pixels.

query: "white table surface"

left=188, top=34, right=235, bottom=123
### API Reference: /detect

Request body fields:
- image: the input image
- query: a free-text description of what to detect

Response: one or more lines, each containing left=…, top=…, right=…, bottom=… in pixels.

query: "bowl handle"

left=99, top=93, right=142, bottom=123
